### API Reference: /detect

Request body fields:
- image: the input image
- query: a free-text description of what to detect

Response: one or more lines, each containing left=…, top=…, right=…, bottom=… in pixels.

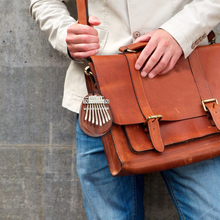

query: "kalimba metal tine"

left=97, top=106, right=102, bottom=126
left=84, top=105, right=89, bottom=121
left=83, top=95, right=110, bottom=126
left=99, top=105, right=105, bottom=124
left=104, top=105, right=111, bottom=121
left=101, top=104, right=109, bottom=122
left=88, top=104, right=92, bottom=122
left=92, top=104, right=95, bottom=124
left=95, top=104, right=98, bottom=125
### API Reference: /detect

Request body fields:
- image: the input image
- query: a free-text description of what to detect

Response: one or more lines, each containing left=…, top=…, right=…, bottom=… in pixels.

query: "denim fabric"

left=76, top=119, right=145, bottom=220
left=76, top=117, right=220, bottom=220
left=161, top=157, right=220, bottom=220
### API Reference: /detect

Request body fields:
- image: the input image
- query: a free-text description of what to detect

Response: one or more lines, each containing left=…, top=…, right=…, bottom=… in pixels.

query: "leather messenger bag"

left=77, top=0, right=220, bottom=176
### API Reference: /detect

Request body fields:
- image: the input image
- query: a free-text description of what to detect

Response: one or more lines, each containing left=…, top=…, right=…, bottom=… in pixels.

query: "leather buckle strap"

left=202, top=99, right=220, bottom=130
left=125, top=53, right=164, bottom=152
left=147, top=117, right=164, bottom=153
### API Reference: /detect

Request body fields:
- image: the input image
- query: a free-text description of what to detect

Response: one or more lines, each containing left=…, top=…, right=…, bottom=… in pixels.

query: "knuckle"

left=66, top=37, right=72, bottom=44
left=83, top=35, right=92, bottom=43
left=66, top=35, right=76, bottom=44
left=142, top=49, right=151, bottom=56
left=82, top=25, right=91, bottom=34
left=68, top=44, right=76, bottom=52
left=159, top=60, right=167, bottom=68
left=150, top=56, right=158, bottom=63
left=162, top=40, right=169, bottom=48
left=80, top=44, right=90, bottom=52
left=67, top=26, right=73, bottom=34
left=67, top=28, right=71, bottom=35
left=81, top=44, right=88, bottom=51
left=67, top=23, right=78, bottom=33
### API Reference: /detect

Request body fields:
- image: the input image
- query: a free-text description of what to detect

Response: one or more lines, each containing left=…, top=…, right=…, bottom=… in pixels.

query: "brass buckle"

left=202, top=98, right=219, bottom=112
left=143, top=115, right=162, bottom=126
left=125, top=49, right=137, bottom=53
left=148, top=115, right=163, bottom=122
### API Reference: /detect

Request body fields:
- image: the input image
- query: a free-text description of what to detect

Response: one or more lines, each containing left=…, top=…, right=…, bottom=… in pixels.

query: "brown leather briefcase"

left=77, top=0, right=220, bottom=176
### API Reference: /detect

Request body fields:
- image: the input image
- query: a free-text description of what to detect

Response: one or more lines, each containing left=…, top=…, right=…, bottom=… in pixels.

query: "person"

left=30, top=0, right=220, bottom=219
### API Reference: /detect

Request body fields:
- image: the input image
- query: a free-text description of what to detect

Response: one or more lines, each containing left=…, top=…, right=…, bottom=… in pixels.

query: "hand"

left=134, top=29, right=183, bottom=78
left=66, top=16, right=101, bottom=60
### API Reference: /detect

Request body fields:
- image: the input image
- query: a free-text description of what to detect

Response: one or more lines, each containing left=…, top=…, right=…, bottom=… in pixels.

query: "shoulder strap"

left=76, top=0, right=89, bottom=25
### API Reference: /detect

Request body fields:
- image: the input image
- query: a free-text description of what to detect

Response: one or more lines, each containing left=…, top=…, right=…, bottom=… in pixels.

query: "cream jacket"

left=30, top=0, right=220, bottom=113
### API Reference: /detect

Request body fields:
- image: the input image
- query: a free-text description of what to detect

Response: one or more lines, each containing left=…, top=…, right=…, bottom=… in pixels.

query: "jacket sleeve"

left=159, top=0, right=220, bottom=58
left=30, top=0, right=76, bottom=57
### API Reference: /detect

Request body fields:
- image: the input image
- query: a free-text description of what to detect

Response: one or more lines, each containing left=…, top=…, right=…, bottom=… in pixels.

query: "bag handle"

left=76, top=0, right=89, bottom=25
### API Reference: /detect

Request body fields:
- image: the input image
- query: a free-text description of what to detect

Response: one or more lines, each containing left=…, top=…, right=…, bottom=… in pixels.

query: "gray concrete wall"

left=0, top=1, right=220, bottom=219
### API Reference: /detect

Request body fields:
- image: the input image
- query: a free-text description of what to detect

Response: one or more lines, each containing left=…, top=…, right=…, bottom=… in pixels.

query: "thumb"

left=89, top=16, right=101, bottom=27
left=134, top=35, right=151, bottom=43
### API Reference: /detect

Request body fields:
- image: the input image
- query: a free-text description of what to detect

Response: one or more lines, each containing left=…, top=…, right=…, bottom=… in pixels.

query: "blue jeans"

left=76, top=118, right=220, bottom=220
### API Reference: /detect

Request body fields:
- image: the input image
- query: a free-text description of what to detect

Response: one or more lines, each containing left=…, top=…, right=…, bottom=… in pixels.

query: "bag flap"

left=90, top=54, right=146, bottom=125
left=89, top=44, right=220, bottom=125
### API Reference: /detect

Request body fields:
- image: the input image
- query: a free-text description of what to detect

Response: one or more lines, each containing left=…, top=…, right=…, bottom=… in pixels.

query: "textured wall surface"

left=0, top=1, right=220, bottom=219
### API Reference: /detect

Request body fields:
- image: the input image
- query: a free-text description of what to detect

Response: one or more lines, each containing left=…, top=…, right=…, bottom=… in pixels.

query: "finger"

left=67, top=23, right=98, bottom=36
left=140, top=50, right=164, bottom=77
left=134, top=30, right=156, bottom=43
left=158, top=53, right=181, bottom=75
left=66, top=34, right=99, bottom=44
left=69, top=43, right=100, bottom=53
left=134, top=35, right=151, bottom=43
left=70, top=49, right=99, bottom=60
left=146, top=54, right=171, bottom=78
left=89, top=16, right=101, bottom=27
left=135, top=43, right=156, bottom=73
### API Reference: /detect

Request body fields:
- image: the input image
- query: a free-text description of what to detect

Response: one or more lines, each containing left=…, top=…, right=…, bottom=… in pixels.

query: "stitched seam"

left=163, top=172, right=186, bottom=220
left=132, top=176, right=137, bottom=220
